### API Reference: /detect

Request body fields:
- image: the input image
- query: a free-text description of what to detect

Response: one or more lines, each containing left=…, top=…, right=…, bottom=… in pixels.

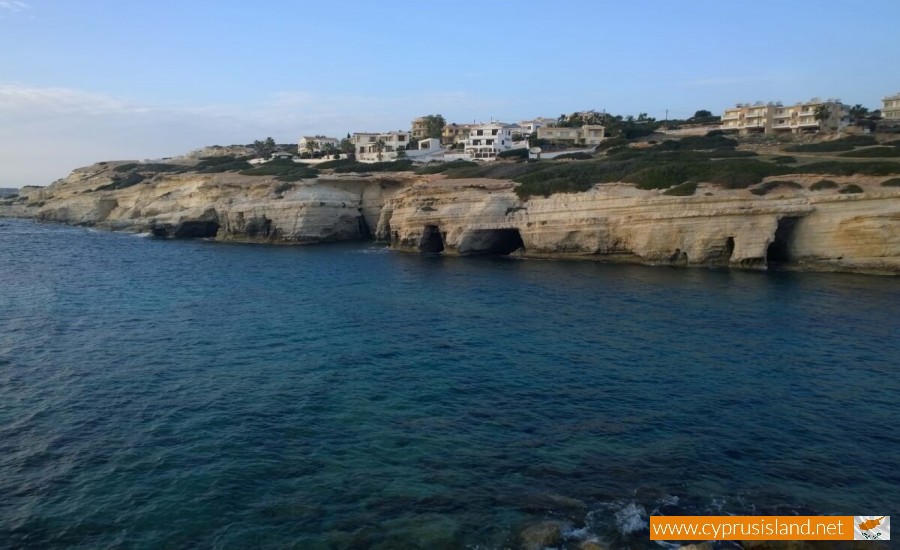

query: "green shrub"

left=595, top=137, right=628, bottom=152
left=113, top=162, right=185, bottom=173
left=315, top=158, right=358, bottom=170
left=330, top=159, right=414, bottom=173
left=274, top=182, right=295, bottom=194
left=881, top=178, right=900, bottom=187
left=94, top=171, right=146, bottom=191
left=784, top=135, right=877, bottom=152
left=839, top=184, right=864, bottom=194
left=750, top=180, right=802, bottom=195
left=194, top=155, right=253, bottom=173
left=415, top=160, right=478, bottom=174
left=239, top=158, right=319, bottom=181
left=663, top=181, right=698, bottom=196
left=798, top=161, right=900, bottom=176
left=553, top=152, right=594, bottom=160
left=810, top=179, right=839, bottom=190
left=496, top=148, right=529, bottom=160
left=515, top=177, right=594, bottom=200
left=838, top=147, right=900, bottom=158
left=771, top=155, right=797, bottom=164
left=880, top=139, right=900, bottom=147
left=652, top=134, right=737, bottom=151
left=624, top=164, right=696, bottom=189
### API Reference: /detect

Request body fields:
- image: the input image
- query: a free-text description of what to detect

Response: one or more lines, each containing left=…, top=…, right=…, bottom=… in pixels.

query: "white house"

left=298, top=135, right=340, bottom=154
left=351, top=131, right=411, bottom=162
left=463, top=123, right=527, bottom=160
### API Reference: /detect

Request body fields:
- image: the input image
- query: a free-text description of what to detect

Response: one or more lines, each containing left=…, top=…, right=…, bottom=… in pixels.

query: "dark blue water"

left=1, top=219, right=898, bottom=549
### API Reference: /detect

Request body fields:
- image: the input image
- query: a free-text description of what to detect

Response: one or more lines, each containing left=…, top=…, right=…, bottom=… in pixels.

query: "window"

left=486, top=139, right=493, bottom=145
left=491, top=129, right=498, bottom=135
left=398, top=135, right=406, bottom=141
left=476, top=130, right=483, bottom=136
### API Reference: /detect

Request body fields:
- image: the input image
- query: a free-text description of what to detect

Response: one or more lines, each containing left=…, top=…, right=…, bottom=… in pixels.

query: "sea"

left=1, top=218, right=897, bottom=549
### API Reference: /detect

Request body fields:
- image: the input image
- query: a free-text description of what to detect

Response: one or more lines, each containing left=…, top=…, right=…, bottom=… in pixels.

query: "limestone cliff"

left=1, top=161, right=408, bottom=244
left=378, top=176, right=900, bottom=275
left=2, top=161, right=899, bottom=275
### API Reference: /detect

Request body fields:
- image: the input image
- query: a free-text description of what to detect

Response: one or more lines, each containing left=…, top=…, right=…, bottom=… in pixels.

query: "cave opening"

left=459, top=228, right=525, bottom=256
left=725, top=236, right=735, bottom=260
left=172, top=220, right=220, bottom=239
left=419, top=224, right=444, bottom=253
left=766, top=217, right=798, bottom=267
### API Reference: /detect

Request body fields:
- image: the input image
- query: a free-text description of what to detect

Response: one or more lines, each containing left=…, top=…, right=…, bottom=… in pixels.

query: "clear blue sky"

left=1, top=0, right=898, bottom=186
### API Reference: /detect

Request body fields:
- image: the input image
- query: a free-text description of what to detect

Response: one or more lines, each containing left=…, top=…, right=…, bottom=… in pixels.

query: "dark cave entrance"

left=459, top=228, right=525, bottom=256
left=419, top=224, right=445, bottom=253
left=766, top=217, right=798, bottom=266
left=172, top=220, right=220, bottom=239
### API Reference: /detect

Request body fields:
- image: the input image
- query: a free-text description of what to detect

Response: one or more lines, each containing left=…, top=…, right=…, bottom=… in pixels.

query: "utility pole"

left=665, top=109, right=669, bottom=134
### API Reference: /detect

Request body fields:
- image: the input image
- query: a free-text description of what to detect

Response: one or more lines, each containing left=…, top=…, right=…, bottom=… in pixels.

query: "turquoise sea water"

left=1, top=219, right=898, bottom=549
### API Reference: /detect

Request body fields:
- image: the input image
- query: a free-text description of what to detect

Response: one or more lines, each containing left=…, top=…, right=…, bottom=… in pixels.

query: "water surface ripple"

left=0, top=219, right=897, bottom=548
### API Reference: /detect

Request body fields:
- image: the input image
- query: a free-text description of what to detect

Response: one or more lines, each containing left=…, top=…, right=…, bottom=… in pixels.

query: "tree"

left=395, top=148, right=407, bottom=159
left=304, top=139, right=319, bottom=158
left=421, top=114, right=446, bottom=140
left=693, top=109, right=713, bottom=118
left=323, top=143, right=338, bottom=158
left=339, top=134, right=354, bottom=156
left=849, top=104, right=869, bottom=121
left=252, top=137, right=276, bottom=159
left=374, top=138, right=386, bottom=161
left=813, top=104, right=833, bottom=129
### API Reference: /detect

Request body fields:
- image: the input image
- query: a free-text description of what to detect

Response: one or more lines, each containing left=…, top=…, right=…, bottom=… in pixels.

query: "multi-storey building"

left=518, top=118, right=557, bottom=136
left=722, top=99, right=847, bottom=134
left=536, top=125, right=606, bottom=145
left=411, top=117, right=430, bottom=140
left=297, top=135, right=340, bottom=154
left=441, top=123, right=475, bottom=146
left=463, top=123, right=525, bottom=159
left=882, top=93, right=900, bottom=122
left=351, top=131, right=411, bottom=162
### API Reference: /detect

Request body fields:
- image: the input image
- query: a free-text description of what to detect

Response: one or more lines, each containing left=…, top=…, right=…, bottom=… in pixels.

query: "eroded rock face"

left=3, top=162, right=899, bottom=275
left=381, top=178, right=900, bottom=274
left=1, top=163, right=407, bottom=244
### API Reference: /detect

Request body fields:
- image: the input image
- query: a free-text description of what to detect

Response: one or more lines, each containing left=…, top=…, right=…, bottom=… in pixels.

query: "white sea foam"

left=615, top=502, right=648, bottom=534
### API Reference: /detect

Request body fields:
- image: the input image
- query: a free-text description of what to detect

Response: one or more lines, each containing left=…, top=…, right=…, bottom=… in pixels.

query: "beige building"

left=536, top=124, right=606, bottom=145
left=722, top=99, right=847, bottom=134
left=883, top=93, right=900, bottom=122
left=441, top=123, right=475, bottom=146
left=351, top=131, right=411, bottom=162
left=411, top=117, right=430, bottom=140
left=297, top=135, right=339, bottom=154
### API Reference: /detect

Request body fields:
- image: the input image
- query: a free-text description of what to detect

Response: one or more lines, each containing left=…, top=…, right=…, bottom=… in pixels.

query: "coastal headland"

left=3, top=134, right=900, bottom=275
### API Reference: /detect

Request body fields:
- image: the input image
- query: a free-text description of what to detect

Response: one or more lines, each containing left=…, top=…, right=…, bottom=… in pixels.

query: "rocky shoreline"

left=2, top=159, right=899, bottom=275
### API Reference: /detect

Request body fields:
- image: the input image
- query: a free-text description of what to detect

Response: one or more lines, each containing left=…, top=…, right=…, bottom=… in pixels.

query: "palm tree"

left=813, top=104, right=833, bottom=130
left=374, top=138, right=387, bottom=162
left=304, top=140, right=319, bottom=158
left=849, top=104, right=869, bottom=122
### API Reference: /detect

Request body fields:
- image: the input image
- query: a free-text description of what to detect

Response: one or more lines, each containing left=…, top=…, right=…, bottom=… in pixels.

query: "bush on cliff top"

left=663, top=181, right=698, bottom=196
left=838, top=147, right=900, bottom=158
left=238, top=158, right=319, bottom=181
left=415, top=160, right=478, bottom=174
left=329, top=159, right=414, bottom=173
left=114, top=162, right=187, bottom=173
left=784, top=135, right=877, bottom=153
left=881, top=178, right=900, bottom=187
left=839, top=184, right=864, bottom=194
left=810, top=179, right=839, bottom=191
left=496, top=148, right=529, bottom=160
left=750, top=180, right=803, bottom=195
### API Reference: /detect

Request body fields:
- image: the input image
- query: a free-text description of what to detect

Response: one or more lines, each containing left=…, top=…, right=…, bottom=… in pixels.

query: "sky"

left=1, top=0, right=898, bottom=187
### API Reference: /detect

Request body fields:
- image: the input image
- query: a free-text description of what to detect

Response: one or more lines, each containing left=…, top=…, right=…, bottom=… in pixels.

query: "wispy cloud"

left=0, top=1, right=29, bottom=13
left=0, top=83, right=504, bottom=187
